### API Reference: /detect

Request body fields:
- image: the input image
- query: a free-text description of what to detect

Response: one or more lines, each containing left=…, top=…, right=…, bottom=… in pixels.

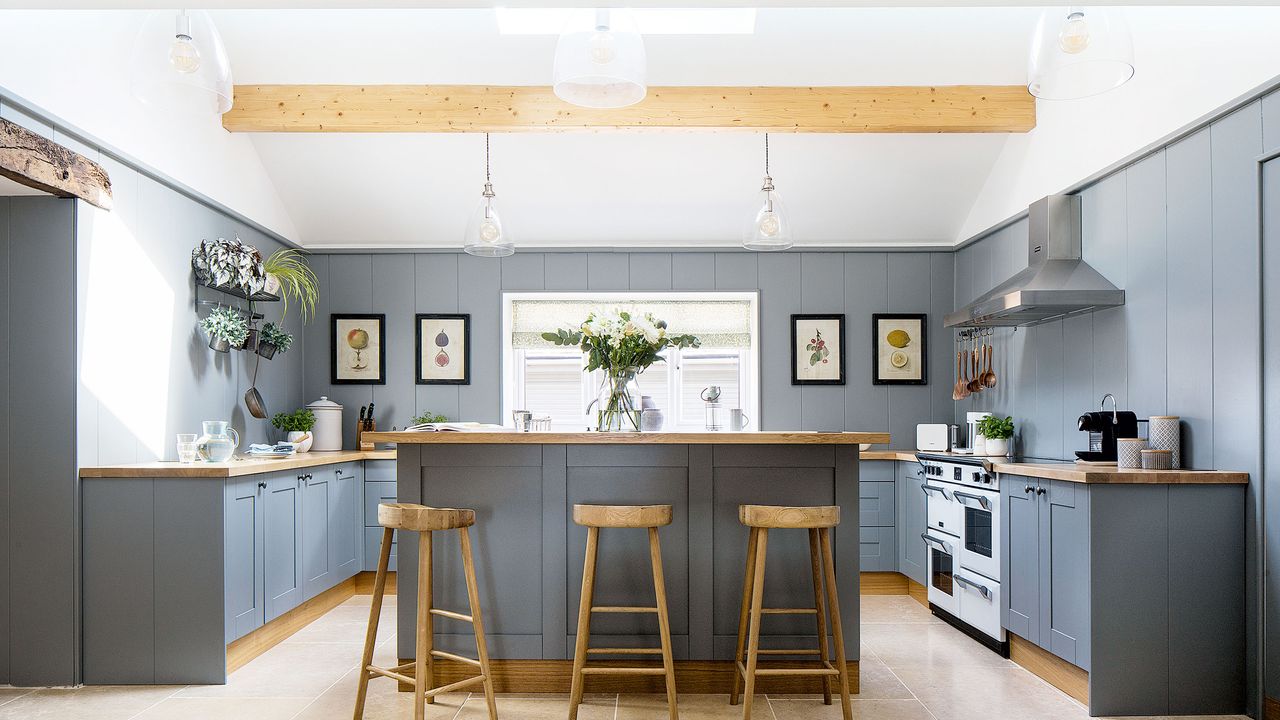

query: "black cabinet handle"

left=1024, top=485, right=1034, bottom=494
left=1036, top=486, right=1046, bottom=495
left=257, top=481, right=266, bottom=490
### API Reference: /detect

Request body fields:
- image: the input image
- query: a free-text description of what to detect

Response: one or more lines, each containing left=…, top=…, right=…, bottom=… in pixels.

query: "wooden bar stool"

left=354, top=503, right=497, bottom=720
left=729, top=505, right=851, bottom=720
left=568, top=504, right=678, bottom=720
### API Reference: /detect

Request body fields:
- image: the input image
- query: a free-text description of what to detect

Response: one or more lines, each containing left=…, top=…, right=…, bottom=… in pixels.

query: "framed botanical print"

left=331, top=314, right=386, bottom=385
left=416, top=314, right=470, bottom=385
left=872, top=313, right=927, bottom=385
left=791, top=314, right=845, bottom=385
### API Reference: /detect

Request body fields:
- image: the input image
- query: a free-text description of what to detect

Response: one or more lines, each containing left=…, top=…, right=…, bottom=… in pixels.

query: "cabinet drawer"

left=860, top=526, right=897, bottom=572
left=365, top=460, right=396, bottom=484
left=861, top=461, right=894, bottom=483
left=859, top=481, right=896, bottom=527
left=364, top=527, right=397, bottom=572
left=364, top=481, right=397, bottom=526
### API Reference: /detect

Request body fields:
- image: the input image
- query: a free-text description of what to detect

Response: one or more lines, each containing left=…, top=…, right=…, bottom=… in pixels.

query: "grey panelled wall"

left=303, top=251, right=955, bottom=448
left=956, top=89, right=1280, bottom=714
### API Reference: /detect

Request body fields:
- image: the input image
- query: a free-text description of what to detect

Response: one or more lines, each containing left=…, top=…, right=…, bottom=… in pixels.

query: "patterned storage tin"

left=1148, top=416, right=1181, bottom=469
left=1117, top=438, right=1147, bottom=469
left=1141, top=449, right=1174, bottom=470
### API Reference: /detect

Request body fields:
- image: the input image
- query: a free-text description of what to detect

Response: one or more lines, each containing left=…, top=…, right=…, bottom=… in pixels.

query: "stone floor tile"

left=0, top=685, right=179, bottom=720
left=894, top=665, right=1087, bottom=720
left=454, top=694, right=615, bottom=719
left=129, top=696, right=311, bottom=720
left=769, top=697, right=935, bottom=720
left=617, top=692, right=769, bottom=719
left=861, top=622, right=1015, bottom=670
left=859, top=596, right=941, bottom=625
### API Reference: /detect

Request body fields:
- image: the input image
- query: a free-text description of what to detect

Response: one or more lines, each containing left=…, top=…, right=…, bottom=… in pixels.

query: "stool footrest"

left=760, top=607, right=818, bottom=615
left=366, top=665, right=415, bottom=685
left=591, top=605, right=658, bottom=614
left=580, top=666, right=667, bottom=676
left=587, top=647, right=663, bottom=655
left=430, top=649, right=481, bottom=667
left=736, top=660, right=840, bottom=677
left=756, top=648, right=824, bottom=656
left=429, top=608, right=473, bottom=623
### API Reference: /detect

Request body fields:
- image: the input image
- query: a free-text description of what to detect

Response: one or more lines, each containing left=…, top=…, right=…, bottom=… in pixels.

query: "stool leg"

left=648, top=527, right=678, bottom=720
left=459, top=526, right=498, bottom=720
left=353, top=527, right=394, bottom=720
left=729, top=527, right=760, bottom=706
left=741, top=528, right=768, bottom=720
left=568, top=526, right=600, bottom=720
left=820, top=528, right=853, bottom=720
left=413, top=531, right=433, bottom=720
left=808, top=528, right=833, bottom=705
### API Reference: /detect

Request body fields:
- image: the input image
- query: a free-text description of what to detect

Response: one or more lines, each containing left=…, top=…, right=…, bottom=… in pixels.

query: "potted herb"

left=257, top=322, right=294, bottom=359
left=271, top=408, right=316, bottom=453
left=409, top=410, right=448, bottom=427
left=263, top=249, right=319, bottom=324
left=977, top=415, right=1015, bottom=457
left=191, top=237, right=267, bottom=298
left=199, top=306, right=249, bottom=353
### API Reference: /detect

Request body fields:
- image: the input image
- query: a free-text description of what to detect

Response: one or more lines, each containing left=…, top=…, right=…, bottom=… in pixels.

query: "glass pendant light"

left=1028, top=7, right=1134, bottom=100
left=743, top=134, right=793, bottom=251
left=130, top=9, right=234, bottom=115
left=553, top=8, right=647, bottom=109
left=463, top=134, right=515, bottom=258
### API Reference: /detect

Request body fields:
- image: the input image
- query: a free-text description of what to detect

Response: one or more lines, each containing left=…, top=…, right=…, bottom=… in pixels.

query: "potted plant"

left=199, top=306, right=249, bottom=353
left=263, top=249, right=319, bottom=323
left=977, top=415, right=1015, bottom=457
left=271, top=408, right=316, bottom=453
left=257, top=322, right=294, bottom=359
left=191, top=237, right=267, bottom=297
left=409, top=410, right=448, bottom=427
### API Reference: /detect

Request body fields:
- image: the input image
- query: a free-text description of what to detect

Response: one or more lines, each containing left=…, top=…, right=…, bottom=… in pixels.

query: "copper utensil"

left=967, top=337, right=983, bottom=393
left=953, top=349, right=969, bottom=400
left=982, top=335, right=998, bottom=388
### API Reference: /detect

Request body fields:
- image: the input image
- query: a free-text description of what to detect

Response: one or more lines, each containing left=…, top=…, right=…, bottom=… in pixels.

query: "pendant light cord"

left=485, top=132, right=491, bottom=184
left=764, top=133, right=770, bottom=176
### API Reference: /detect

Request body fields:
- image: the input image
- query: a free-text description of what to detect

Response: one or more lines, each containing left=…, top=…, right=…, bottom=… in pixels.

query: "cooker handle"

left=954, top=574, right=992, bottom=600
left=920, top=533, right=953, bottom=554
left=920, top=484, right=951, bottom=500
left=952, top=490, right=991, bottom=511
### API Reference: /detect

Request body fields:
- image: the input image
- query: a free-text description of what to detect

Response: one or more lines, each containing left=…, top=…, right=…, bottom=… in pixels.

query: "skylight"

left=494, top=8, right=757, bottom=35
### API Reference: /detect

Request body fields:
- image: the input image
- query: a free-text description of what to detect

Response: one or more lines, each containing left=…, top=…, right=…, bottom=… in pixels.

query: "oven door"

left=954, top=487, right=1000, bottom=582
left=955, top=572, right=1006, bottom=641
left=922, top=531, right=959, bottom=617
left=923, top=482, right=960, bottom=537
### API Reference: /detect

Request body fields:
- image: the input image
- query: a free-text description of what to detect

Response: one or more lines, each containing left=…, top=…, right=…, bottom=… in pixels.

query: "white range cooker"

left=916, top=452, right=1007, bottom=656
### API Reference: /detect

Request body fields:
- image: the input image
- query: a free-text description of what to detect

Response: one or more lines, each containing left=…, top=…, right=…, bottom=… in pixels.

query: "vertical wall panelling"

left=302, top=254, right=331, bottom=413
left=415, top=253, right=460, bottom=421
left=713, top=253, right=758, bottom=291
left=323, top=254, right=375, bottom=449
left=1124, top=152, right=1169, bottom=418
left=1165, top=130, right=1215, bottom=468
left=799, top=253, right=845, bottom=430
left=0, top=198, right=9, bottom=683
left=756, top=254, right=802, bottom=430
left=928, top=253, right=956, bottom=423
left=1262, top=157, right=1280, bottom=701
left=586, top=253, right=629, bottom=291
left=628, top=253, right=673, bottom=291
left=843, top=253, right=888, bottom=433
left=671, top=253, right=715, bottom=291
left=457, top=255, right=502, bottom=423
left=1264, top=89, right=1280, bottom=154
left=500, top=252, right=545, bottom=293
left=542, top=253, right=587, bottom=291
left=373, top=255, right=416, bottom=431
left=1081, top=174, right=1129, bottom=408
left=886, top=254, right=933, bottom=447
left=1061, top=314, right=1095, bottom=457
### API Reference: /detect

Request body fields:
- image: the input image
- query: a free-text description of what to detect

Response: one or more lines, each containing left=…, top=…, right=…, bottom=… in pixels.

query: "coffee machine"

left=1075, top=393, right=1138, bottom=463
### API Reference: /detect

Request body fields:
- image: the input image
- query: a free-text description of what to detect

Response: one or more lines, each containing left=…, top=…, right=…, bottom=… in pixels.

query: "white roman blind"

left=510, top=298, right=754, bottom=349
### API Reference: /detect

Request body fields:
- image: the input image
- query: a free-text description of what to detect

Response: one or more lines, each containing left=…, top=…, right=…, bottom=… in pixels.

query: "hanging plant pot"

left=257, top=341, right=279, bottom=360
left=209, top=335, right=231, bottom=353
left=239, top=328, right=259, bottom=352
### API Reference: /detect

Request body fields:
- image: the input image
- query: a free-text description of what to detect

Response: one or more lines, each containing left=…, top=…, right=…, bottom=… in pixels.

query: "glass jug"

left=196, top=420, right=240, bottom=462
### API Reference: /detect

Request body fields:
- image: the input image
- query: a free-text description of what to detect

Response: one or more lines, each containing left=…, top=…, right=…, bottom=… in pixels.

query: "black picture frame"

left=416, top=314, right=471, bottom=385
left=871, top=313, right=928, bottom=386
left=330, top=313, right=386, bottom=385
left=791, top=314, right=846, bottom=386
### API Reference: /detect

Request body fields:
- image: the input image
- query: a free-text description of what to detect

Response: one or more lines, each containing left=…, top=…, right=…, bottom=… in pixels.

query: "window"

left=502, top=293, right=759, bottom=431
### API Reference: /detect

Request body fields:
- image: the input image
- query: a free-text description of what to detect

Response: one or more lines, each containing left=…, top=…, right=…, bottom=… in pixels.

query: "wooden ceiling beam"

left=222, top=84, right=1035, bottom=134
left=0, top=117, right=112, bottom=210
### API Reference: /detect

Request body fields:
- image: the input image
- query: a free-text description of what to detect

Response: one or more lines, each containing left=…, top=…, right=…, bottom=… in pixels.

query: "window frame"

left=501, top=291, right=761, bottom=430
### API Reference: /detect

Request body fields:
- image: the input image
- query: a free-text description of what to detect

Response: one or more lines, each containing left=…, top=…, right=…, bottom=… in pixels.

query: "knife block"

left=357, top=420, right=376, bottom=451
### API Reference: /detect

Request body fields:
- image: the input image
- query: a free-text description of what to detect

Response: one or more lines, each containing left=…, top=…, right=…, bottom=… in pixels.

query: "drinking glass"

left=176, top=434, right=199, bottom=463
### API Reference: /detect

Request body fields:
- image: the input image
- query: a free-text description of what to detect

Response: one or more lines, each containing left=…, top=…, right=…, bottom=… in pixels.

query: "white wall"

left=958, top=6, right=1280, bottom=242
left=0, top=10, right=299, bottom=244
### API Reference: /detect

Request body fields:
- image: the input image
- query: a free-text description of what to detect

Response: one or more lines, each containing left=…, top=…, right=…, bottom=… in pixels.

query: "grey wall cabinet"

left=895, top=461, right=927, bottom=585
left=263, top=472, right=304, bottom=622
left=225, top=476, right=265, bottom=642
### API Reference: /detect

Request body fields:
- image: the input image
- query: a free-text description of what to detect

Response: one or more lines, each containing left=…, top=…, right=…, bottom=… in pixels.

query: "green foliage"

left=410, top=410, right=449, bottom=426
left=977, top=415, right=1015, bottom=440
left=540, top=310, right=700, bottom=375
left=264, top=249, right=319, bottom=325
left=271, top=408, right=316, bottom=433
left=199, top=306, right=249, bottom=346
left=259, top=322, right=294, bottom=353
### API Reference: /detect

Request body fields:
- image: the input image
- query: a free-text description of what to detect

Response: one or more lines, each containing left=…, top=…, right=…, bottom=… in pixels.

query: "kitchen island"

left=364, top=430, right=888, bottom=693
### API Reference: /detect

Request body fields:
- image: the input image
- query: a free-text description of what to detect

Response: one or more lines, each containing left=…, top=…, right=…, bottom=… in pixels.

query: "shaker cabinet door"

left=263, top=472, right=304, bottom=622
left=1039, top=479, right=1091, bottom=670
left=225, top=476, right=265, bottom=641
left=897, top=464, right=927, bottom=585
left=1002, top=475, right=1040, bottom=644
left=302, top=471, right=334, bottom=599
left=330, top=466, right=361, bottom=583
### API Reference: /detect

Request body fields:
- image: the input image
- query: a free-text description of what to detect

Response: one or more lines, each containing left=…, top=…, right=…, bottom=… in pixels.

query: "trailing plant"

left=410, top=410, right=449, bottom=426
left=977, top=415, right=1015, bottom=440
left=191, top=237, right=266, bottom=297
left=271, top=408, right=316, bottom=433
left=263, top=249, right=319, bottom=324
left=259, top=322, right=294, bottom=353
left=199, top=306, right=249, bottom=346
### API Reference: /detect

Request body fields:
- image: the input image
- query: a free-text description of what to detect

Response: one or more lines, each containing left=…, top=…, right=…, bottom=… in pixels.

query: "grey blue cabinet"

left=331, top=464, right=362, bottom=583
left=895, top=461, right=927, bottom=585
left=859, top=479, right=896, bottom=571
left=363, top=460, right=397, bottom=571
left=1002, top=474, right=1040, bottom=644
left=263, top=472, right=304, bottom=622
left=224, top=476, right=265, bottom=642
left=301, top=471, right=333, bottom=599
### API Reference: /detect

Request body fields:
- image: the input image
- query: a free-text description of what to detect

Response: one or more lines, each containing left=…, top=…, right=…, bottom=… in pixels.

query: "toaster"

left=916, top=423, right=951, bottom=452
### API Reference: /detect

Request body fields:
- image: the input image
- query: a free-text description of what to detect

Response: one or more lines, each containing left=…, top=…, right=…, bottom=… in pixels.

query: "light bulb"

left=588, top=30, right=617, bottom=65
left=479, top=218, right=502, bottom=243
left=1058, top=12, right=1090, bottom=55
left=758, top=211, right=781, bottom=237
left=169, top=34, right=201, bottom=74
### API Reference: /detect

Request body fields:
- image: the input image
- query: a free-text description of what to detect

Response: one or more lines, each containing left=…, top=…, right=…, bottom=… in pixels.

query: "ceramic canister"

left=1117, top=438, right=1147, bottom=469
left=307, top=396, right=344, bottom=452
left=1148, top=416, right=1181, bottom=469
left=1141, top=449, right=1174, bottom=471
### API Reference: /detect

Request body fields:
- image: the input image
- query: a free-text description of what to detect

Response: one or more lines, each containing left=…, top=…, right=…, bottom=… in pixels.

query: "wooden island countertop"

left=361, top=430, right=890, bottom=445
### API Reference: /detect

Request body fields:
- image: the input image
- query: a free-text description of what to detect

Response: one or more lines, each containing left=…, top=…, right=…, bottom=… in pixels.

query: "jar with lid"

left=307, top=396, right=344, bottom=451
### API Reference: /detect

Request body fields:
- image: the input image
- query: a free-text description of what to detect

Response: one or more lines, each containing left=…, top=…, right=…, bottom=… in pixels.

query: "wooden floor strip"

left=1009, top=633, right=1089, bottom=705
left=860, top=571, right=909, bottom=595
left=226, top=576, right=358, bottom=674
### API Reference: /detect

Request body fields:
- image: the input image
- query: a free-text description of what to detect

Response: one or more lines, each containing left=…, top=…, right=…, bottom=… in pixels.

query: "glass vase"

left=595, top=368, right=642, bottom=432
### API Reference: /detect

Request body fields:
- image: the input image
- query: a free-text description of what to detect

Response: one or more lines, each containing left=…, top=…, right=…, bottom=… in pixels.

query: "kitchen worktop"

left=363, top=430, right=890, bottom=445
left=79, top=449, right=396, bottom=478
left=861, top=449, right=1248, bottom=484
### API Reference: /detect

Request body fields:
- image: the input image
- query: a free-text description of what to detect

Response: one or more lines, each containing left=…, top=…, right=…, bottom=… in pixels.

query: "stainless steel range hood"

left=944, top=194, right=1124, bottom=328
